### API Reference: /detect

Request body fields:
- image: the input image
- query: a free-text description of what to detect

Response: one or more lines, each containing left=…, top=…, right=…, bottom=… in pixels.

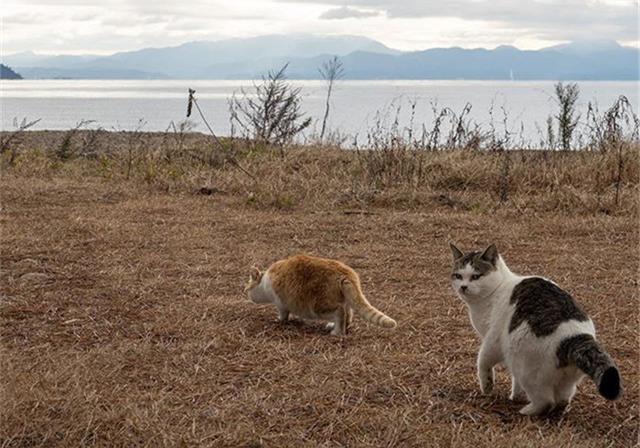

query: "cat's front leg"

left=477, top=340, right=501, bottom=395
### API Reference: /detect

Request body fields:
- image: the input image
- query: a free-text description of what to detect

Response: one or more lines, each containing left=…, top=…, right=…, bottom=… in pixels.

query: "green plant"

left=554, top=82, right=580, bottom=151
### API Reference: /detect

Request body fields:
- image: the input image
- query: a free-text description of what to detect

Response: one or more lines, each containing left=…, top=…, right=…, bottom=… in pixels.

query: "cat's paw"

left=519, top=402, right=551, bottom=416
left=554, top=400, right=570, bottom=411
left=325, top=322, right=335, bottom=330
left=518, top=403, right=538, bottom=416
left=480, top=379, right=494, bottom=395
left=478, top=367, right=494, bottom=395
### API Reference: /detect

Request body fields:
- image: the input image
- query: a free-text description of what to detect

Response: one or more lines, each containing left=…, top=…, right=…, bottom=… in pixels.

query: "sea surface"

left=1, top=80, right=638, bottom=145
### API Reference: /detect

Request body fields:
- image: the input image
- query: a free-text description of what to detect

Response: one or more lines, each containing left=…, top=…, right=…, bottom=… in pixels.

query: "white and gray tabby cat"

left=449, top=243, right=622, bottom=416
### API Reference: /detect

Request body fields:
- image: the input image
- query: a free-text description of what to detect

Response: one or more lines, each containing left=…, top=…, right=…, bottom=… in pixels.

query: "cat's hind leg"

left=512, top=343, right=555, bottom=415
left=519, top=384, right=555, bottom=416
left=510, top=375, right=527, bottom=403
left=554, top=372, right=580, bottom=408
left=519, top=397, right=555, bottom=416
left=345, top=308, right=354, bottom=333
left=329, top=308, right=347, bottom=336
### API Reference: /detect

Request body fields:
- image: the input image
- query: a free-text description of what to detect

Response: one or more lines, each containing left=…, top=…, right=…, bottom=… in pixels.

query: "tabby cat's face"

left=450, top=244, right=500, bottom=302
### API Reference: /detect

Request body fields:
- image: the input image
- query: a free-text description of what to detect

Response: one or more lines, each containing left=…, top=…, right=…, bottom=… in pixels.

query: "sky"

left=1, top=0, right=638, bottom=55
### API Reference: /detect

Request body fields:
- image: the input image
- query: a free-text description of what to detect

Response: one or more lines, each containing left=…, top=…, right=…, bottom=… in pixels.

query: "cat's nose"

left=460, top=285, right=468, bottom=293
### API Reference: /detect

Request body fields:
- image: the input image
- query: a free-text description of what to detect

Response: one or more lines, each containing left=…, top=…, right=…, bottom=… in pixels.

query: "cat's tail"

left=557, top=334, right=622, bottom=400
left=341, top=278, right=397, bottom=329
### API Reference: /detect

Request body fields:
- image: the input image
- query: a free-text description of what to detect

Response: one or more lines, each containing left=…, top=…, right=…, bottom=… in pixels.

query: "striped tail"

left=341, top=279, right=397, bottom=329
left=557, top=334, right=622, bottom=400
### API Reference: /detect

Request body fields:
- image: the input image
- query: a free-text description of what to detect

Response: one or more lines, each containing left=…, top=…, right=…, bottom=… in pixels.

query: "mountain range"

left=3, top=35, right=637, bottom=80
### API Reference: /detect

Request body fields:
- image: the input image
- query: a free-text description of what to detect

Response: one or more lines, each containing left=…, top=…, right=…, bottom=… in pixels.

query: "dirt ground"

left=1, top=175, right=638, bottom=447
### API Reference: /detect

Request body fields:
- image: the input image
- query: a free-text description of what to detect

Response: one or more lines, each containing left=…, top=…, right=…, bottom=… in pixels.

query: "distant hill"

left=193, top=40, right=638, bottom=80
left=3, top=35, right=638, bottom=80
left=3, top=34, right=398, bottom=80
left=0, top=64, right=23, bottom=79
left=336, top=43, right=638, bottom=80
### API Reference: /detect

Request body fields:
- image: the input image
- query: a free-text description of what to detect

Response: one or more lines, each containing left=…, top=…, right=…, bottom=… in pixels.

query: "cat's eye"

left=452, top=273, right=462, bottom=280
left=471, top=274, right=482, bottom=281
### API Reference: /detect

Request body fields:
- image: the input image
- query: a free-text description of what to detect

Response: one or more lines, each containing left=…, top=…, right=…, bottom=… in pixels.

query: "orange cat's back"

left=267, top=254, right=396, bottom=330
left=268, top=254, right=356, bottom=314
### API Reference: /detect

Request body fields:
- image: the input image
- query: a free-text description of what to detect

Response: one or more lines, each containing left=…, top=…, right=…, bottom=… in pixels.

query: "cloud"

left=1, top=0, right=303, bottom=54
left=288, top=0, right=638, bottom=42
left=319, top=6, right=381, bottom=19
left=2, top=0, right=637, bottom=54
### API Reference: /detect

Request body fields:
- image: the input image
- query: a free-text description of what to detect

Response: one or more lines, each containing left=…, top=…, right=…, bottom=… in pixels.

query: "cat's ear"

left=450, top=243, right=464, bottom=261
left=481, top=244, right=498, bottom=264
left=249, top=266, right=262, bottom=281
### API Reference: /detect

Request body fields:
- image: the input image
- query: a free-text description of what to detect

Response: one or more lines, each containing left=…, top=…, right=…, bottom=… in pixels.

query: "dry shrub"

left=1, top=131, right=638, bottom=216
left=228, top=64, right=312, bottom=148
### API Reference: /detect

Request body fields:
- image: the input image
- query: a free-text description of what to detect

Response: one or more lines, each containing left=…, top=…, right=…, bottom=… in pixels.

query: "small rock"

left=197, top=187, right=225, bottom=196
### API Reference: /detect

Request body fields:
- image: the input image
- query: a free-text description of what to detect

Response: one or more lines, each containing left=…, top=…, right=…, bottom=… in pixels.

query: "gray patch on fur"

left=509, top=277, right=588, bottom=336
left=453, top=251, right=496, bottom=276
left=557, top=334, right=621, bottom=400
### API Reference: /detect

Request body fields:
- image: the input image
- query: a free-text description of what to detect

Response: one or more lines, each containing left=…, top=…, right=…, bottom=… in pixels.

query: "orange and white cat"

left=245, top=254, right=397, bottom=335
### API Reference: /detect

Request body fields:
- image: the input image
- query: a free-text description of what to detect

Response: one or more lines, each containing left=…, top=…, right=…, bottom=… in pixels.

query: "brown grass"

left=3, top=130, right=639, bottom=216
left=0, top=131, right=638, bottom=447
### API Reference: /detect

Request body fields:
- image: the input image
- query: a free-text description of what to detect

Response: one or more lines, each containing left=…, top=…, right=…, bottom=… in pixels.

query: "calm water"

left=1, top=80, right=638, bottom=144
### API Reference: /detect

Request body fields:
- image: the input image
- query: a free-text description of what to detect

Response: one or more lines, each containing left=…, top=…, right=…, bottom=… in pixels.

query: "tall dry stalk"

left=124, top=119, right=146, bottom=180
left=187, top=89, right=254, bottom=178
left=318, top=56, right=344, bottom=142
left=498, top=151, right=511, bottom=203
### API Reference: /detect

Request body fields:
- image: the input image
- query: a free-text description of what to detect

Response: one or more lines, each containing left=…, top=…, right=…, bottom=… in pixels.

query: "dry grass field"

left=1, top=132, right=638, bottom=447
